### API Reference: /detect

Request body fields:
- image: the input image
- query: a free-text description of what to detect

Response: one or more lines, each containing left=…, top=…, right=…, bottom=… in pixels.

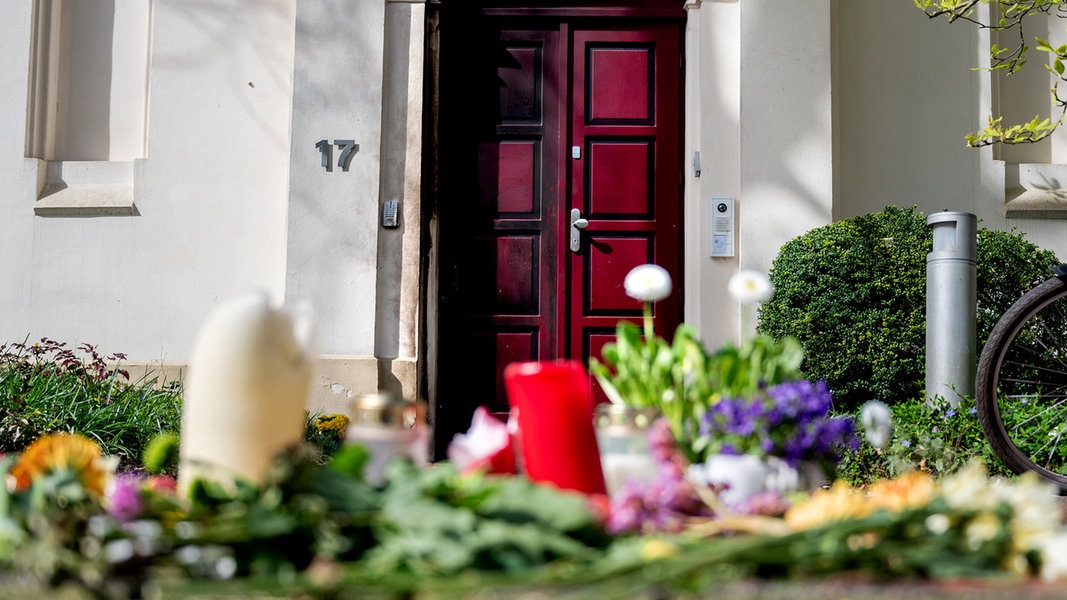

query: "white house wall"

left=0, top=1, right=295, bottom=370
left=833, top=1, right=1066, bottom=261
left=833, top=1, right=996, bottom=226
left=687, top=0, right=835, bottom=345
left=286, top=0, right=425, bottom=413
left=0, top=0, right=424, bottom=417
left=287, top=0, right=383, bottom=361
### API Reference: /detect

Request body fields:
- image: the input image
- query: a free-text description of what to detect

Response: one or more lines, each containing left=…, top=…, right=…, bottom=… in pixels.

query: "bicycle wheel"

left=976, top=268, right=1067, bottom=491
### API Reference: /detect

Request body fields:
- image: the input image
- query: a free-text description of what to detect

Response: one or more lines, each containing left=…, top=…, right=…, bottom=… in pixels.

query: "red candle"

left=504, top=360, right=607, bottom=495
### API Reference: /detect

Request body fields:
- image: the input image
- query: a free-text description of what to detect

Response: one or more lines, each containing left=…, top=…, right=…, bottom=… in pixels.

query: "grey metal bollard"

left=925, top=212, right=977, bottom=408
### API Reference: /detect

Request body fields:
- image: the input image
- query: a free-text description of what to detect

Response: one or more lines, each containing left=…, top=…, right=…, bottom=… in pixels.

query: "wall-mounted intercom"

left=382, top=200, right=399, bottom=229
left=710, top=196, right=734, bottom=257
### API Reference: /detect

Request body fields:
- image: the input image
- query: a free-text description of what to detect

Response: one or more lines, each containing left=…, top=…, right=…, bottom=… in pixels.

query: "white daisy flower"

left=624, top=264, right=672, bottom=302
left=728, top=269, right=773, bottom=304
left=859, top=399, right=893, bottom=450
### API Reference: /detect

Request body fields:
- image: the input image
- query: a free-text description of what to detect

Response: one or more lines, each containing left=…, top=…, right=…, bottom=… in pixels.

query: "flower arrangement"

left=1, top=424, right=1066, bottom=597
left=603, top=425, right=1067, bottom=585
left=590, top=264, right=842, bottom=469
left=697, top=379, right=857, bottom=469
left=780, top=461, right=1065, bottom=580
left=589, top=264, right=714, bottom=458
left=605, top=418, right=715, bottom=534
left=8, top=431, right=114, bottom=497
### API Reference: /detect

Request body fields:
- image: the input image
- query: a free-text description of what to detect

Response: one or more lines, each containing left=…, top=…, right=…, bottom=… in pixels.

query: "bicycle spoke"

left=1037, top=430, right=1065, bottom=470
left=1004, top=398, right=1067, bottom=432
left=977, top=273, right=1067, bottom=487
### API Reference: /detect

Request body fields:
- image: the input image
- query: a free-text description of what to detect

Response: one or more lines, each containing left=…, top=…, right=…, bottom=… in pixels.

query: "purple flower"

left=606, top=423, right=716, bottom=534
left=648, top=418, right=679, bottom=463
left=734, top=490, right=791, bottom=517
left=605, top=484, right=645, bottom=534
left=107, top=475, right=144, bottom=523
left=697, top=379, right=854, bottom=466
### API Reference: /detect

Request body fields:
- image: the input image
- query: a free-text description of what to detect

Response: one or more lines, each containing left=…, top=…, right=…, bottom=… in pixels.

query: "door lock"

left=569, top=208, right=589, bottom=253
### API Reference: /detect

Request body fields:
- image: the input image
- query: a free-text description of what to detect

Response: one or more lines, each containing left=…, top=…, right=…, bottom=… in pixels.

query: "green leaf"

left=476, top=477, right=596, bottom=532
left=329, top=443, right=371, bottom=480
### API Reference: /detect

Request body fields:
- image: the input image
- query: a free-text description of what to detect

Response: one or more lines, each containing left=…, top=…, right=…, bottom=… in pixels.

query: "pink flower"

left=447, top=406, right=516, bottom=475
left=145, top=475, right=178, bottom=495
left=107, top=475, right=144, bottom=522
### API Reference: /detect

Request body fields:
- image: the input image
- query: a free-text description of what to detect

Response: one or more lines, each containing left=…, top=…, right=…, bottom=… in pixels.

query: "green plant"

left=143, top=431, right=181, bottom=475
left=975, top=227, right=1061, bottom=349
left=304, top=411, right=351, bottom=457
left=757, top=205, right=1061, bottom=412
left=591, top=266, right=809, bottom=463
left=837, top=394, right=1010, bottom=486
left=0, top=338, right=182, bottom=468
left=706, top=334, right=804, bottom=401
left=590, top=264, right=716, bottom=460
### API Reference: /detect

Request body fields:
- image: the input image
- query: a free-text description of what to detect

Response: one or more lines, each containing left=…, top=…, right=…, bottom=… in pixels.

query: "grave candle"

left=178, top=292, right=315, bottom=493
left=593, top=403, right=659, bottom=498
left=346, top=392, right=430, bottom=485
left=503, top=360, right=607, bottom=496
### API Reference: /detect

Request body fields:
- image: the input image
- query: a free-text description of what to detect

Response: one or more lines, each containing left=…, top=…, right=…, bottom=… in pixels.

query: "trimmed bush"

left=757, top=205, right=1060, bottom=412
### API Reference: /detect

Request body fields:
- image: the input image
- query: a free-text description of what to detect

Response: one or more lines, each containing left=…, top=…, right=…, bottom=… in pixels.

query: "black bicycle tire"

left=976, top=274, right=1067, bottom=490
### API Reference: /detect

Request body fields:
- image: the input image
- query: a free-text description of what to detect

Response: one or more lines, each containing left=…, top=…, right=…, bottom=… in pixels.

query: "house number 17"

left=316, top=139, right=358, bottom=172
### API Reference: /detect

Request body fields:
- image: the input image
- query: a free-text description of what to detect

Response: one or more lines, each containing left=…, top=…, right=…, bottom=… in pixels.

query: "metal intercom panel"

left=710, top=196, right=734, bottom=257
left=382, top=200, right=399, bottom=229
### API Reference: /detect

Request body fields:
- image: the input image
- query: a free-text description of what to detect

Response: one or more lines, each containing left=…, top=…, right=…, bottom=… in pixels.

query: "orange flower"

left=866, top=470, right=937, bottom=514
left=8, top=433, right=111, bottom=497
left=785, top=480, right=873, bottom=530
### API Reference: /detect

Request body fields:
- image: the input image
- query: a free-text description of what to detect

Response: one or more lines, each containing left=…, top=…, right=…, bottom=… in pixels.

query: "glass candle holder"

left=346, top=392, right=429, bottom=485
left=593, top=404, right=660, bottom=498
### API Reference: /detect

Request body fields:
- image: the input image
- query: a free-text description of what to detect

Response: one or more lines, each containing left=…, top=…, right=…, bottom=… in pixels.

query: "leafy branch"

left=914, top=0, right=1067, bottom=145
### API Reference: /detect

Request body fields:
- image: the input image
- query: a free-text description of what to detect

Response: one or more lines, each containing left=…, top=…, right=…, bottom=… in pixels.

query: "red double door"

left=435, top=11, right=684, bottom=453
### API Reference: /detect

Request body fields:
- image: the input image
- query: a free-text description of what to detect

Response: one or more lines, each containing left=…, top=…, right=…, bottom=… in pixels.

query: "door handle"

left=569, top=208, right=589, bottom=253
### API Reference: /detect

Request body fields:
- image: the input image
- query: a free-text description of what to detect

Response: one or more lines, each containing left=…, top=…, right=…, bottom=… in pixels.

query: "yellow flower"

left=315, top=414, right=350, bottom=434
left=940, top=461, right=998, bottom=512
left=964, top=511, right=1003, bottom=550
left=996, top=471, right=1061, bottom=555
left=640, top=539, right=679, bottom=561
left=8, top=432, right=112, bottom=497
left=866, top=470, right=937, bottom=513
left=785, top=480, right=872, bottom=530
left=943, top=461, right=1060, bottom=555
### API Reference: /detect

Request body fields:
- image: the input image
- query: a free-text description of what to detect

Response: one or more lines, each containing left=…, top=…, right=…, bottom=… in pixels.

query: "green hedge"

left=757, top=205, right=1060, bottom=412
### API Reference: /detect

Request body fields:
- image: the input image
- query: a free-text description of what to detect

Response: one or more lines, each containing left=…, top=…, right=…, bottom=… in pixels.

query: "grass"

left=0, top=337, right=355, bottom=475
left=0, top=338, right=182, bottom=470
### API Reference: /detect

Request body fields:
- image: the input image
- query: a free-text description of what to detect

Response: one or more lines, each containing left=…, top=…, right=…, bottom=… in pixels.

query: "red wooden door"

left=434, top=12, right=683, bottom=455
left=568, top=26, right=682, bottom=371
